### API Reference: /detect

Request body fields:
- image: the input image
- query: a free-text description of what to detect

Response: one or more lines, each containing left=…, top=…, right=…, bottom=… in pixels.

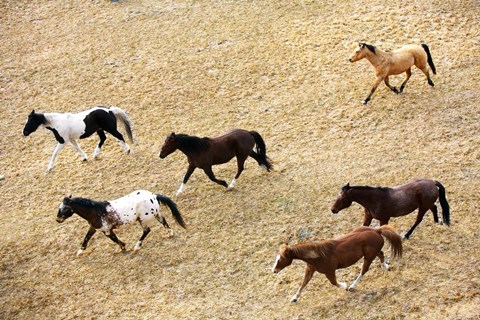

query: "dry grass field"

left=1, top=0, right=479, bottom=319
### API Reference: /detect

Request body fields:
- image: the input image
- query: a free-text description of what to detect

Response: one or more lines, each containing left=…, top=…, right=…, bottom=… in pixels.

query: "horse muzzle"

left=348, top=58, right=353, bottom=63
left=23, top=130, right=30, bottom=136
left=56, top=216, right=66, bottom=223
left=331, top=209, right=338, bottom=214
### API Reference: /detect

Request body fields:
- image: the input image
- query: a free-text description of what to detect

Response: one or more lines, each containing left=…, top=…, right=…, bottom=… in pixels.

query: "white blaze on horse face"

left=272, top=255, right=281, bottom=273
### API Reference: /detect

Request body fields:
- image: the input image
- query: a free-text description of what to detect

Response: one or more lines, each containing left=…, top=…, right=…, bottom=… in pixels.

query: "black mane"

left=362, top=43, right=376, bottom=54
left=70, top=197, right=110, bottom=215
left=342, top=185, right=389, bottom=192
left=175, top=134, right=210, bottom=154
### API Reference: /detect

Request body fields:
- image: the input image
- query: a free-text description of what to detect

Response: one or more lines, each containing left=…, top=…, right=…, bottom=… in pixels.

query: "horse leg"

left=403, top=209, right=428, bottom=240
left=134, top=226, right=151, bottom=253
left=47, top=142, right=66, bottom=172
left=362, top=76, right=383, bottom=105
left=177, top=164, right=196, bottom=195
left=430, top=204, right=439, bottom=224
left=363, top=209, right=373, bottom=226
left=203, top=167, right=228, bottom=188
left=69, top=139, right=87, bottom=162
left=93, top=130, right=107, bottom=158
left=348, top=257, right=374, bottom=291
left=377, top=250, right=389, bottom=270
left=105, top=127, right=130, bottom=154
left=290, top=264, right=315, bottom=302
left=420, top=67, right=434, bottom=86
left=156, top=215, right=174, bottom=237
left=228, top=155, right=248, bottom=190
left=399, top=68, right=412, bottom=93
left=384, top=76, right=399, bottom=94
left=104, top=230, right=126, bottom=251
left=77, top=227, right=96, bottom=256
left=325, top=269, right=347, bottom=290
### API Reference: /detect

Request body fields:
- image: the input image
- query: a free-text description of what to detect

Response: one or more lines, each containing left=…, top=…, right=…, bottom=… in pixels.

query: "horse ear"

left=346, top=182, right=350, bottom=187
left=31, top=109, right=35, bottom=115
left=63, top=196, right=72, bottom=204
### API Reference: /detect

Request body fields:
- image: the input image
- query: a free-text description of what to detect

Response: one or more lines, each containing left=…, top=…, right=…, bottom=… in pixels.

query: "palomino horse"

left=159, top=129, right=272, bottom=194
left=331, top=178, right=450, bottom=239
left=23, top=106, right=134, bottom=172
left=57, top=190, right=186, bottom=255
left=272, top=226, right=403, bottom=302
left=349, top=42, right=437, bottom=104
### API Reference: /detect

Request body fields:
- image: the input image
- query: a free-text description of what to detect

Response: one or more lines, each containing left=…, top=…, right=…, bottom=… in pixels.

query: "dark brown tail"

left=249, top=131, right=273, bottom=171
left=421, top=44, right=436, bottom=75
left=435, top=180, right=450, bottom=226
left=378, top=225, right=403, bottom=259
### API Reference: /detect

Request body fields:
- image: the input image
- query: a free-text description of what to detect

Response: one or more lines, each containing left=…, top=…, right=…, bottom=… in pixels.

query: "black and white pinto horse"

left=23, top=106, right=134, bottom=172
left=57, top=190, right=186, bottom=255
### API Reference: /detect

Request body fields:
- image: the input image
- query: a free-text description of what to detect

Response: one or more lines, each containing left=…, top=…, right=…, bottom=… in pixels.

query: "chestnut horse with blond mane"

left=272, top=226, right=402, bottom=302
left=349, top=42, right=436, bottom=104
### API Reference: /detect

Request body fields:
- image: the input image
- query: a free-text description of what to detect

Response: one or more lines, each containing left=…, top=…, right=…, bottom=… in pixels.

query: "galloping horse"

left=349, top=42, right=437, bottom=104
left=272, top=226, right=403, bottom=302
left=23, top=106, right=134, bottom=171
left=331, top=178, right=450, bottom=239
left=57, top=190, right=186, bottom=255
left=159, top=129, right=272, bottom=194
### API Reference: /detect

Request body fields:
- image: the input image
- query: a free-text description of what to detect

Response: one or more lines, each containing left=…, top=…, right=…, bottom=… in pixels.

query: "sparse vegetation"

left=1, top=0, right=479, bottom=319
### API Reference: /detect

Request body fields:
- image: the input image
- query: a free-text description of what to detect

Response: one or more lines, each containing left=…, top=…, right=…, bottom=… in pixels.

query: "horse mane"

left=361, top=43, right=376, bottom=54
left=342, top=185, right=390, bottom=192
left=289, top=240, right=336, bottom=259
left=175, top=134, right=210, bottom=153
left=70, top=197, right=110, bottom=215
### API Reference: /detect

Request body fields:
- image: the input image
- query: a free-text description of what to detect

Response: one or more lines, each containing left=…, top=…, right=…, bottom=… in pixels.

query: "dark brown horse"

left=331, top=178, right=450, bottom=239
left=272, top=226, right=403, bottom=302
left=159, top=129, right=272, bottom=194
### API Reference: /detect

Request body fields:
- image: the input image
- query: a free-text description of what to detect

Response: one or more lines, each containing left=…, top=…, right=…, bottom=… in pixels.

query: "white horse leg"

left=348, top=273, right=363, bottom=291
left=176, top=183, right=186, bottom=195
left=70, top=140, right=87, bottom=161
left=117, top=140, right=130, bottom=154
left=47, top=143, right=65, bottom=172
left=381, top=261, right=390, bottom=270
left=227, top=178, right=236, bottom=190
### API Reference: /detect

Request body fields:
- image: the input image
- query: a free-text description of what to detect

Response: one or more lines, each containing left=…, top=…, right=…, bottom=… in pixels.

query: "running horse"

left=272, top=226, right=403, bottom=302
left=23, top=106, right=134, bottom=172
left=159, top=129, right=273, bottom=194
left=56, top=190, right=186, bottom=255
left=349, top=42, right=437, bottom=104
left=331, top=178, right=450, bottom=239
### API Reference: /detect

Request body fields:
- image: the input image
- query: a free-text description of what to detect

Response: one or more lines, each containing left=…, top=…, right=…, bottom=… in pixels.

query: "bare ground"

left=1, top=0, right=479, bottom=319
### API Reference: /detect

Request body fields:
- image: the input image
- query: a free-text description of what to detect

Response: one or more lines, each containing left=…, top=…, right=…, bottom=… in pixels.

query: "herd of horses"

left=22, top=42, right=447, bottom=302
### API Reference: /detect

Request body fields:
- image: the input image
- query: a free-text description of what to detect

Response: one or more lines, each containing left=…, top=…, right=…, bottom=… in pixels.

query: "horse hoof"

left=76, top=249, right=84, bottom=256
left=361, top=100, right=368, bottom=105
left=290, top=298, right=298, bottom=303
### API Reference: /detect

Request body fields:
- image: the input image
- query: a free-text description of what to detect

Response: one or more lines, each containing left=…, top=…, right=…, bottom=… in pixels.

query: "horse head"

left=159, top=132, right=178, bottom=158
left=272, top=244, right=293, bottom=273
left=331, top=183, right=353, bottom=213
left=349, top=42, right=376, bottom=62
left=57, top=196, right=75, bottom=223
left=23, top=110, right=46, bottom=136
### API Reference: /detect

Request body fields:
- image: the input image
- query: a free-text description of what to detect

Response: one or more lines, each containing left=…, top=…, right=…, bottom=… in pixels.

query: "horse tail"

left=156, top=194, right=186, bottom=229
left=421, top=44, right=436, bottom=75
left=249, top=131, right=273, bottom=171
left=109, top=106, right=134, bottom=143
left=377, top=225, right=403, bottom=260
left=435, top=180, right=450, bottom=226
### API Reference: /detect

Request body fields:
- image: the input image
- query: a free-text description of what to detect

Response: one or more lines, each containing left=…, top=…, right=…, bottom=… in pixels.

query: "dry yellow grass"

left=1, top=0, right=479, bottom=319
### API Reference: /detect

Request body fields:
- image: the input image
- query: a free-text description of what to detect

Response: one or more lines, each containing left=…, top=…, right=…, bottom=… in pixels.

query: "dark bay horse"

left=349, top=42, right=436, bottom=104
left=272, top=226, right=403, bottom=302
left=23, top=106, right=134, bottom=172
left=159, top=129, right=272, bottom=194
left=57, top=190, right=186, bottom=255
left=331, top=178, right=450, bottom=239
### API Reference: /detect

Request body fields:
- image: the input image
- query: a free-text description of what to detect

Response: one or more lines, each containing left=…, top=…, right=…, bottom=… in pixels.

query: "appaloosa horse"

left=57, top=190, right=186, bottom=255
left=272, top=226, right=403, bottom=302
